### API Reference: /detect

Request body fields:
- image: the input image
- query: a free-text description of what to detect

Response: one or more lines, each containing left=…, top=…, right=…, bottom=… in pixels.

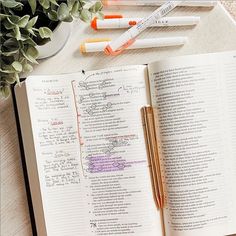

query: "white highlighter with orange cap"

left=104, top=0, right=183, bottom=55
left=91, top=15, right=200, bottom=30
left=80, top=37, right=188, bottom=53
left=102, top=0, right=217, bottom=7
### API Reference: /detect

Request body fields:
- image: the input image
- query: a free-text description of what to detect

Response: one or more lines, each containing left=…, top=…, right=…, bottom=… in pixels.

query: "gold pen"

left=141, top=106, right=165, bottom=209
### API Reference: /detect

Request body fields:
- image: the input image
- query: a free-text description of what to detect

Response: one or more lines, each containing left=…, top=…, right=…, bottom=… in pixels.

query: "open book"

left=15, top=50, right=236, bottom=236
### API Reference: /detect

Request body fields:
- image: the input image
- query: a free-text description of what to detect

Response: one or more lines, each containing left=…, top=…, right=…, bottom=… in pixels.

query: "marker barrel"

left=102, top=0, right=217, bottom=7
left=106, top=1, right=182, bottom=53
left=94, top=16, right=200, bottom=29
left=81, top=37, right=188, bottom=53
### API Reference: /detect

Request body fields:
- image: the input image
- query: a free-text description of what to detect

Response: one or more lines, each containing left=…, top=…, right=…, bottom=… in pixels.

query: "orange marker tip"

left=104, top=45, right=122, bottom=56
left=91, top=17, right=98, bottom=30
left=104, top=38, right=136, bottom=56
left=104, top=45, right=111, bottom=55
left=105, top=45, right=121, bottom=56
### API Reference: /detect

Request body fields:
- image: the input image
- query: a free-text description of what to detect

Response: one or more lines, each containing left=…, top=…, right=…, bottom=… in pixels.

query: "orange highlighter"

left=103, top=0, right=182, bottom=55
left=80, top=37, right=188, bottom=53
left=91, top=15, right=200, bottom=30
left=101, top=0, right=217, bottom=7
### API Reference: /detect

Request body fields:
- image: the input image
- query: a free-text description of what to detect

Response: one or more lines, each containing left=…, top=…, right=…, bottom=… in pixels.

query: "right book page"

left=148, top=51, right=236, bottom=236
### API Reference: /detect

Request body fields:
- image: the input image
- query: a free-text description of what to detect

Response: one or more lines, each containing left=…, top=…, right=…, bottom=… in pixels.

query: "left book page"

left=16, top=74, right=86, bottom=236
left=15, top=65, right=162, bottom=236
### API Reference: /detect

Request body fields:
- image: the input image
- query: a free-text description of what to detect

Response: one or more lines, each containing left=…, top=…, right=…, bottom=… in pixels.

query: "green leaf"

left=0, top=67, right=15, bottom=73
left=5, top=76, right=17, bottom=84
left=90, top=2, right=103, bottom=13
left=12, top=61, right=22, bottom=72
left=96, top=2, right=103, bottom=11
left=14, top=72, right=20, bottom=84
left=1, top=0, right=23, bottom=8
left=20, top=34, right=28, bottom=41
left=3, top=18, right=15, bottom=30
left=71, top=1, right=79, bottom=17
left=1, top=50, right=19, bottom=56
left=27, top=16, right=38, bottom=29
left=57, top=3, right=71, bottom=21
left=79, top=0, right=86, bottom=8
left=27, top=46, right=39, bottom=58
left=35, top=37, right=51, bottom=46
left=23, top=63, right=33, bottom=73
left=28, top=0, right=37, bottom=14
left=62, top=15, right=73, bottom=22
left=3, top=38, right=19, bottom=49
left=21, top=46, right=39, bottom=64
left=80, top=9, right=92, bottom=22
left=10, top=15, right=20, bottom=24
left=49, top=0, right=58, bottom=6
left=47, top=10, right=58, bottom=21
left=27, top=28, right=36, bottom=36
left=38, top=27, right=53, bottom=39
left=50, top=2, right=57, bottom=11
left=67, top=0, right=76, bottom=10
left=18, top=15, right=30, bottom=28
left=14, top=25, right=21, bottom=40
left=23, top=38, right=37, bottom=46
left=39, top=0, right=50, bottom=9
left=6, top=32, right=15, bottom=38
left=0, top=86, right=11, bottom=98
left=0, top=13, right=10, bottom=20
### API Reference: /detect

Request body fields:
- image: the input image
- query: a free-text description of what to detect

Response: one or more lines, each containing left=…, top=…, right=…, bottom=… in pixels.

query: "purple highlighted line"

left=86, top=155, right=146, bottom=173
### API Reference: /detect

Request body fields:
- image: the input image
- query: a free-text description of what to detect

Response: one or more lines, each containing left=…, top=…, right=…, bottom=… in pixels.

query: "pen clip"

left=104, top=38, right=136, bottom=56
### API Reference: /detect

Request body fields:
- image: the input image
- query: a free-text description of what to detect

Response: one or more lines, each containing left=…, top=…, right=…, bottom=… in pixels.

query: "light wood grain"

left=1, top=3, right=236, bottom=236
left=0, top=98, right=32, bottom=236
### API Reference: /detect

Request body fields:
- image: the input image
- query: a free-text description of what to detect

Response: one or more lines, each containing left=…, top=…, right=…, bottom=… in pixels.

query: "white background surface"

left=32, top=3, right=236, bottom=75
left=1, top=3, right=236, bottom=236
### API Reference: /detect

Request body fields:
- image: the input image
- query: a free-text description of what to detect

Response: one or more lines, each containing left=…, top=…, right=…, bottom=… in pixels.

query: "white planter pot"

left=37, top=22, right=71, bottom=59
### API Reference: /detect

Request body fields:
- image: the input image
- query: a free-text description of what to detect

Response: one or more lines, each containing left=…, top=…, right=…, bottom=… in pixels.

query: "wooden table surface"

left=1, top=2, right=236, bottom=236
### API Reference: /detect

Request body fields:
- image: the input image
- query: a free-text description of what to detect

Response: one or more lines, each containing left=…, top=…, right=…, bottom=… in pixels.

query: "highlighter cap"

left=80, top=38, right=111, bottom=53
left=80, top=42, right=86, bottom=53
left=91, top=15, right=123, bottom=30
left=91, top=17, right=98, bottom=30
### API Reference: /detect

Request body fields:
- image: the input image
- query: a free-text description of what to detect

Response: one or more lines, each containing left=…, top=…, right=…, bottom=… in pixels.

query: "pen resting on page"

left=141, top=106, right=165, bottom=209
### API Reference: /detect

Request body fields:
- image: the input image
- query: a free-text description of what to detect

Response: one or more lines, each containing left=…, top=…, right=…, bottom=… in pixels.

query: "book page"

left=148, top=51, right=236, bottom=236
left=72, top=65, right=162, bottom=236
left=24, top=74, right=87, bottom=236
left=23, top=65, right=163, bottom=236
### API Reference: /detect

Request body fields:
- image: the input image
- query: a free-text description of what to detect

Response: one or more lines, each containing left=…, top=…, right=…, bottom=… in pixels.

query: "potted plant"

left=0, top=0, right=103, bottom=98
